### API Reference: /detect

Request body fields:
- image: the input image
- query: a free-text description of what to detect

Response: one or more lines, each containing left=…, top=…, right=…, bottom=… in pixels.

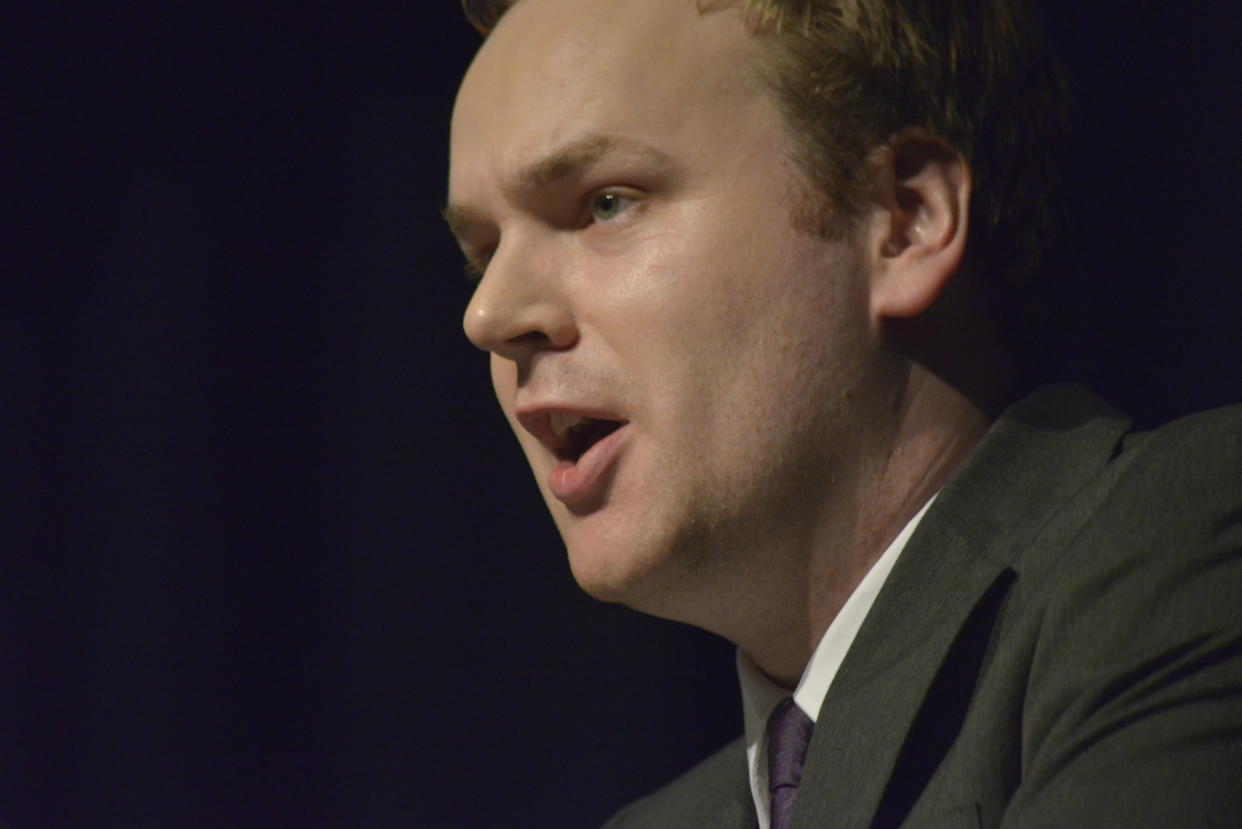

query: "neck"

left=735, top=363, right=994, bottom=686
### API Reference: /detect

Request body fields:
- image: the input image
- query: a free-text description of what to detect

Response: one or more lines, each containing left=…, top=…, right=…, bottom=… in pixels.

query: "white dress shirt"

left=736, top=496, right=937, bottom=829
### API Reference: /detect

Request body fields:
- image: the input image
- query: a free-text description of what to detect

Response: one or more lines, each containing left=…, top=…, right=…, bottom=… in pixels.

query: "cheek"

left=589, top=220, right=741, bottom=345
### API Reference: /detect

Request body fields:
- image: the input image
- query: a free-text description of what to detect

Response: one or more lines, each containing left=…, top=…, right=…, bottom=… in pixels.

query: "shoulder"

left=603, top=736, right=755, bottom=829
left=994, top=403, right=1242, bottom=824
left=1059, top=400, right=1242, bottom=574
left=1015, top=399, right=1242, bottom=636
left=1118, top=401, right=1242, bottom=472
left=969, top=390, right=1242, bottom=580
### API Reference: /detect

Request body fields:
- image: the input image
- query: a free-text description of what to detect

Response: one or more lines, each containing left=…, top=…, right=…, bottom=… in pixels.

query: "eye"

left=590, top=191, right=637, bottom=223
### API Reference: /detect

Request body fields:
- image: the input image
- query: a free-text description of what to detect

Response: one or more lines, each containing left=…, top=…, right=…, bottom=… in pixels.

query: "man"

left=444, top=0, right=1242, bottom=825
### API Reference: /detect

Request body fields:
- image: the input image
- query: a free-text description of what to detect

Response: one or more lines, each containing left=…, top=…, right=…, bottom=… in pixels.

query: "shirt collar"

left=736, top=494, right=937, bottom=828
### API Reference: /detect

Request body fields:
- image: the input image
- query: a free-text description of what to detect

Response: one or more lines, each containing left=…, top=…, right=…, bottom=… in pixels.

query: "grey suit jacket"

left=605, top=386, right=1242, bottom=828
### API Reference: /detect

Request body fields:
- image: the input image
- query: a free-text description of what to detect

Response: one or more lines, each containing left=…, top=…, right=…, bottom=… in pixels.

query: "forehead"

left=448, top=0, right=768, bottom=203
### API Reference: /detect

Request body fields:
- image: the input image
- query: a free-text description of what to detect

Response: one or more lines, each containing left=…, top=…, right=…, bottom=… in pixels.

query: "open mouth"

left=549, top=411, right=625, bottom=463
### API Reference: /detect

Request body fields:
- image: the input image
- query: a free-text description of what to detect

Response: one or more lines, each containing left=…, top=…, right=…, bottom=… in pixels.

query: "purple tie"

left=767, top=698, right=814, bottom=829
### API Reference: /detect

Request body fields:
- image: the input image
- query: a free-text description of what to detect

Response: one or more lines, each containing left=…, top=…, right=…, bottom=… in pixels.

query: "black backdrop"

left=9, top=2, right=1240, bottom=827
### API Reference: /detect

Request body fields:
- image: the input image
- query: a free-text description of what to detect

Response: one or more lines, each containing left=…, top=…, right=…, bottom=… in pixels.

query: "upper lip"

left=516, top=404, right=628, bottom=459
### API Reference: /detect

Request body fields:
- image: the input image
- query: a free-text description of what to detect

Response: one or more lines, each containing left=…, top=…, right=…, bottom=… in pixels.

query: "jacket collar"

left=791, top=385, right=1132, bottom=827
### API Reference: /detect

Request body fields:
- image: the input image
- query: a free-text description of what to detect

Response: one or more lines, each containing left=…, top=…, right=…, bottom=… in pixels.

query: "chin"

left=559, top=508, right=722, bottom=623
left=556, top=511, right=659, bottom=598
left=562, top=534, right=652, bottom=605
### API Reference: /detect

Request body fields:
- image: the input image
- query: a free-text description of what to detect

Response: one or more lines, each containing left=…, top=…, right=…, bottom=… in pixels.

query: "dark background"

left=8, top=2, right=1240, bottom=827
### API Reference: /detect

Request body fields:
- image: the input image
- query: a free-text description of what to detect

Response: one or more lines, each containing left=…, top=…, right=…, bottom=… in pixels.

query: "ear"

left=865, top=130, right=971, bottom=320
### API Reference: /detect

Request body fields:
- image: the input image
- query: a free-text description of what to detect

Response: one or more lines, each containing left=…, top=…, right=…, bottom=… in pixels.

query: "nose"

left=462, top=239, right=578, bottom=362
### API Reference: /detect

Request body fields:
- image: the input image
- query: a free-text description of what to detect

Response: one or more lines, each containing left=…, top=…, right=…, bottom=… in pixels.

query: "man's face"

left=448, top=0, right=889, bottom=622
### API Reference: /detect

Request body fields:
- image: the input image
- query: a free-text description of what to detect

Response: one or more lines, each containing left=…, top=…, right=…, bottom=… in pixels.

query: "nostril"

left=508, top=330, right=558, bottom=348
left=462, top=267, right=577, bottom=354
left=494, top=311, right=577, bottom=357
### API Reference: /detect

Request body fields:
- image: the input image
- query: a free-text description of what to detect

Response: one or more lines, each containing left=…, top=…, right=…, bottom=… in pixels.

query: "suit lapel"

left=791, top=386, right=1133, bottom=828
left=793, top=514, right=1012, bottom=828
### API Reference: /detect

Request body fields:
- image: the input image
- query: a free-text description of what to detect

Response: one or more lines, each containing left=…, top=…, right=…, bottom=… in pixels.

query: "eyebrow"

left=441, top=134, right=678, bottom=241
left=440, top=203, right=486, bottom=244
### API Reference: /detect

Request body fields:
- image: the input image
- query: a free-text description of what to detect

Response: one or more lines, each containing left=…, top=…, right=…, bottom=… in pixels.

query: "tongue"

left=579, top=419, right=621, bottom=454
left=549, top=421, right=626, bottom=505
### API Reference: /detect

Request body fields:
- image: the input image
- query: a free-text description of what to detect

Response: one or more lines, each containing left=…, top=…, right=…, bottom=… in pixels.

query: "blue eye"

left=591, top=191, right=634, bottom=222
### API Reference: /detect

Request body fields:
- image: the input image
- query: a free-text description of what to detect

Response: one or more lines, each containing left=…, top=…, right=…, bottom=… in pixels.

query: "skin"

left=447, top=0, right=991, bottom=685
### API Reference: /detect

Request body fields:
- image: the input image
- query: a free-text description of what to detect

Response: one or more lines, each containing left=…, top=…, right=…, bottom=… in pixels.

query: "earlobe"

left=868, top=131, right=971, bottom=320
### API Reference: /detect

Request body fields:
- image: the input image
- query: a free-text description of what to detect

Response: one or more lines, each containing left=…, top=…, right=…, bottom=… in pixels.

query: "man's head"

left=461, top=0, right=1065, bottom=322
left=445, top=0, right=1057, bottom=657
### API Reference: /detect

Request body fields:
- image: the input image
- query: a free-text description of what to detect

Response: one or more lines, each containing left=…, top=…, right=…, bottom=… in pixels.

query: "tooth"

left=550, top=411, right=586, bottom=438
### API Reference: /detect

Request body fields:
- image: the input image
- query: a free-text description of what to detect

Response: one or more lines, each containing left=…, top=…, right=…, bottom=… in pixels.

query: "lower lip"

left=547, top=424, right=629, bottom=506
